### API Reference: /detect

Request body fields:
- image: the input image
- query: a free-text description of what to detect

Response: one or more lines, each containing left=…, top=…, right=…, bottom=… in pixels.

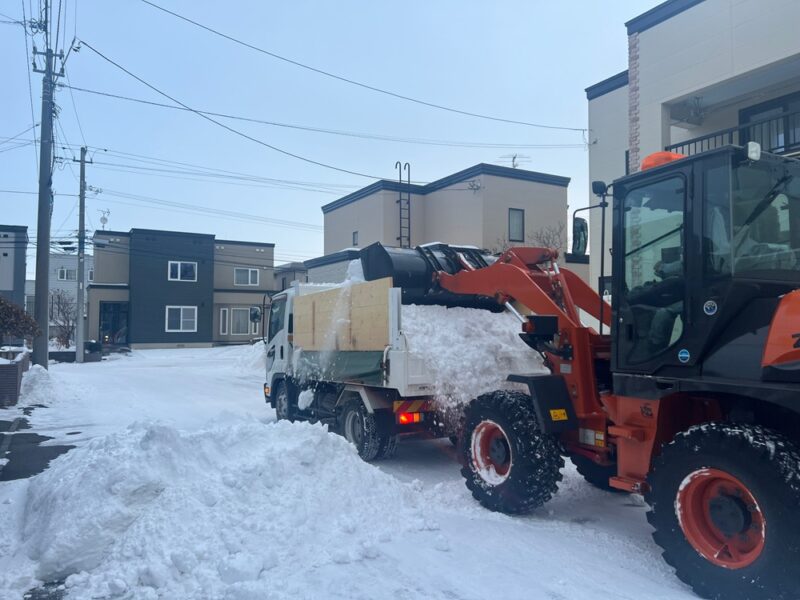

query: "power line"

left=89, top=162, right=348, bottom=195
left=95, top=188, right=324, bottom=232
left=61, top=84, right=586, bottom=150
left=21, top=0, right=39, bottom=172
left=64, top=70, right=87, bottom=146
left=0, top=123, right=39, bottom=146
left=140, top=0, right=586, bottom=133
left=79, top=40, right=386, bottom=180
left=0, top=189, right=78, bottom=196
left=0, top=141, right=36, bottom=154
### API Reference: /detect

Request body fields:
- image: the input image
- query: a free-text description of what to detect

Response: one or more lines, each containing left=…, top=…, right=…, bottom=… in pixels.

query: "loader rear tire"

left=646, top=423, right=800, bottom=600
left=570, top=454, right=622, bottom=493
left=461, top=390, right=563, bottom=514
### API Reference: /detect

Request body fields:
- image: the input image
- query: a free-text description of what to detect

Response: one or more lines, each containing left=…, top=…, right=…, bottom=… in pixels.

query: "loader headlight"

left=747, top=141, right=762, bottom=162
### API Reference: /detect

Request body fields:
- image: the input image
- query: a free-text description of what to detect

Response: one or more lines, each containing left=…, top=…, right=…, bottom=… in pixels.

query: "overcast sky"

left=1, top=0, right=656, bottom=273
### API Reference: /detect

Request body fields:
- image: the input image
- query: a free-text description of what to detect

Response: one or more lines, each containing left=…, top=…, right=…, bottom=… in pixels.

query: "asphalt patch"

left=0, top=418, right=74, bottom=482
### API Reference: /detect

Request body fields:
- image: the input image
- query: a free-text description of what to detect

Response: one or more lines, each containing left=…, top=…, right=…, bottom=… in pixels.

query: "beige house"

left=586, top=0, right=800, bottom=290
left=322, top=163, right=570, bottom=256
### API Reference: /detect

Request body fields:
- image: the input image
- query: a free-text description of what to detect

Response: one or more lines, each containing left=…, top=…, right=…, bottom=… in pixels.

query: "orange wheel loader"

left=359, top=143, right=800, bottom=600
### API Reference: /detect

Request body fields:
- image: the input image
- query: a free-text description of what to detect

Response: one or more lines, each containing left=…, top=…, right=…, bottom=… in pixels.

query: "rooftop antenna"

left=499, top=153, right=531, bottom=168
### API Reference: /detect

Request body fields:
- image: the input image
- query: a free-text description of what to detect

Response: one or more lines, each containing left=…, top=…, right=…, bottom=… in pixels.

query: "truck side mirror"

left=249, top=306, right=262, bottom=323
left=592, top=180, right=608, bottom=197
left=571, top=217, right=588, bottom=256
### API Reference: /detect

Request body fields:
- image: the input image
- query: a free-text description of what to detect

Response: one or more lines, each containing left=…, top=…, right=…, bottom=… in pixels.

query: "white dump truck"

left=259, top=275, right=452, bottom=460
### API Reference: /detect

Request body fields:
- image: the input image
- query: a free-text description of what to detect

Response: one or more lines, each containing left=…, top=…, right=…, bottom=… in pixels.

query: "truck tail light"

left=398, top=412, right=422, bottom=425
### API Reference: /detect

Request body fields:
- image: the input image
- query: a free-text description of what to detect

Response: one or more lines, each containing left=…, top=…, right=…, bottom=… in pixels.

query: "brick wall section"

left=627, top=32, right=640, bottom=174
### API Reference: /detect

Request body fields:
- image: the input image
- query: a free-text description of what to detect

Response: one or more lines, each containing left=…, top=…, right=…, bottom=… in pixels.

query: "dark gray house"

left=88, top=228, right=275, bottom=348
left=0, top=225, right=28, bottom=309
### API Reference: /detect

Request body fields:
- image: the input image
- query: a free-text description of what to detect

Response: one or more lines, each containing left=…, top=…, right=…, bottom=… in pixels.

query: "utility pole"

left=31, top=1, right=56, bottom=368
left=74, top=147, right=89, bottom=363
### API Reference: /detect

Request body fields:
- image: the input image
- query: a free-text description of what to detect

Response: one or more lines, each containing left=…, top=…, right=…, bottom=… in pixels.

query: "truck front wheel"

left=461, top=390, right=563, bottom=514
left=646, top=423, right=800, bottom=600
left=274, top=381, right=296, bottom=422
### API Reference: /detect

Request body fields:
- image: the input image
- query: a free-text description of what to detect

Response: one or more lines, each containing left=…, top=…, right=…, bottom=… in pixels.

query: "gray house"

left=274, top=261, right=308, bottom=291
left=0, top=225, right=28, bottom=309
left=88, top=229, right=275, bottom=349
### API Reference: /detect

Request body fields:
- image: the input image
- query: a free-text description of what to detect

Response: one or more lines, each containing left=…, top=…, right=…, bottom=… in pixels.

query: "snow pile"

left=18, top=365, right=55, bottom=406
left=234, top=342, right=268, bottom=374
left=17, top=420, right=428, bottom=599
left=402, top=304, right=547, bottom=406
left=344, top=259, right=364, bottom=283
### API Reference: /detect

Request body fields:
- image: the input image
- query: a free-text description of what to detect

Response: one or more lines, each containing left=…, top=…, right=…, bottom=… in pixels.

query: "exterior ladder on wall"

left=396, top=161, right=411, bottom=248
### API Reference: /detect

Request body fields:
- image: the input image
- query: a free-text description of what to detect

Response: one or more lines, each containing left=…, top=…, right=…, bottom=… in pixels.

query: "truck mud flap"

left=507, top=374, right=577, bottom=434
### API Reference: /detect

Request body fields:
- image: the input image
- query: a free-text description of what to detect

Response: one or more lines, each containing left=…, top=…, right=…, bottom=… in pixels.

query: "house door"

left=99, top=301, right=129, bottom=344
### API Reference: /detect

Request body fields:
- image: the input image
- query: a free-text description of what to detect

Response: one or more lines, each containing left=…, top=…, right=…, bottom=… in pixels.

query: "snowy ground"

left=0, top=346, right=698, bottom=600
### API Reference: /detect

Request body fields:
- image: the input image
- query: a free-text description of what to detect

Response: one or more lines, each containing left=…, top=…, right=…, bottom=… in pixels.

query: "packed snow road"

left=0, top=347, right=697, bottom=599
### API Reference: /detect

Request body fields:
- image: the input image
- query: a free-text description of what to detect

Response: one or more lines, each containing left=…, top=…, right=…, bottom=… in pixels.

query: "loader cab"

left=610, top=145, right=800, bottom=386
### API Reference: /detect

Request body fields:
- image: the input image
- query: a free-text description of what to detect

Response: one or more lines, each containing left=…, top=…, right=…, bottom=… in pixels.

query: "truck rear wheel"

left=340, top=401, right=389, bottom=462
left=646, top=423, right=800, bottom=600
left=461, top=390, right=563, bottom=514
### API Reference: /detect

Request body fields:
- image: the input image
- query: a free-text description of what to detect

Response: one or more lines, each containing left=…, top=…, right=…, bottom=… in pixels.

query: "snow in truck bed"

left=401, top=303, right=547, bottom=407
left=0, top=348, right=697, bottom=600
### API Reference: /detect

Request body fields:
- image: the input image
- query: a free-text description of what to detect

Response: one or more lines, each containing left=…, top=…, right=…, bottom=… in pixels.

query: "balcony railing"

left=665, top=109, right=800, bottom=157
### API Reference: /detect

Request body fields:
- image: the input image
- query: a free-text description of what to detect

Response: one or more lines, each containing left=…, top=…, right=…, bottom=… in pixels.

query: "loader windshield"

left=704, top=156, right=800, bottom=282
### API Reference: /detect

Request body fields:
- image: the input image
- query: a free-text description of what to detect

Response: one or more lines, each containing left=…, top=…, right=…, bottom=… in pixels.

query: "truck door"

left=266, top=296, right=288, bottom=378
left=614, top=174, right=689, bottom=373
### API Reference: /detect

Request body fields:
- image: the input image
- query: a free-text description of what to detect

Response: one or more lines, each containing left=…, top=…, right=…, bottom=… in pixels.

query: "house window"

left=231, top=308, right=250, bottom=335
left=58, top=267, right=77, bottom=281
left=740, top=91, right=800, bottom=155
left=509, top=208, right=525, bottom=242
left=281, top=276, right=287, bottom=290
left=220, top=308, right=229, bottom=335
left=352, top=231, right=359, bottom=246
left=168, top=261, right=197, bottom=282
left=88, top=268, right=94, bottom=282
left=165, top=306, right=197, bottom=332
left=234, top=267, right=259, bottom=286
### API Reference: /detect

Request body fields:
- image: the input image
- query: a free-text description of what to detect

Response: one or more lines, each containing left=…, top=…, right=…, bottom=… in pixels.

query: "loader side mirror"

left=249, top=306, right=262, bottom=323
left=571, top=217, right=588, bottom=256
left=592, top=180, right=608, bottom=197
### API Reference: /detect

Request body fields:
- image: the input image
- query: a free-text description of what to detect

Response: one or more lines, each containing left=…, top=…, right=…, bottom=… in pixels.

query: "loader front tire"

left=646, top=423, right=800, bottom=600
left=461, top=390, right=563, bottom=514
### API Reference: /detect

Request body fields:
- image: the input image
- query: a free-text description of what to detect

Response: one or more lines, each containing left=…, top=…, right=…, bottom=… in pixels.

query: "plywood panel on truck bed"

left=293, top=278, right=392, bottom=351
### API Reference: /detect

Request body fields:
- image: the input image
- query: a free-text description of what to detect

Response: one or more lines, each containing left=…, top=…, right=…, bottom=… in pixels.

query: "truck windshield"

left=705, top=156, right=800, bottom=282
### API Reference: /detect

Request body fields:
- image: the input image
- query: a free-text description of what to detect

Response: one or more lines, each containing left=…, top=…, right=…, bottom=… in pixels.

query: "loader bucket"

left=359, top=242, right=502, bottom=311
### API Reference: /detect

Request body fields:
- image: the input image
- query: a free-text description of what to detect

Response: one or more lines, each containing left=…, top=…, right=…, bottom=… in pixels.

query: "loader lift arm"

left=434, top=245, right=612, bottom=452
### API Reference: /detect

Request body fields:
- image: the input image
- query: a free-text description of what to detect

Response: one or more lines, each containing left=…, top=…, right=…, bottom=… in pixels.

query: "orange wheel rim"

left=471, top=420, right=512, bottom=484
left=677, top=468, right=766, bottom=569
